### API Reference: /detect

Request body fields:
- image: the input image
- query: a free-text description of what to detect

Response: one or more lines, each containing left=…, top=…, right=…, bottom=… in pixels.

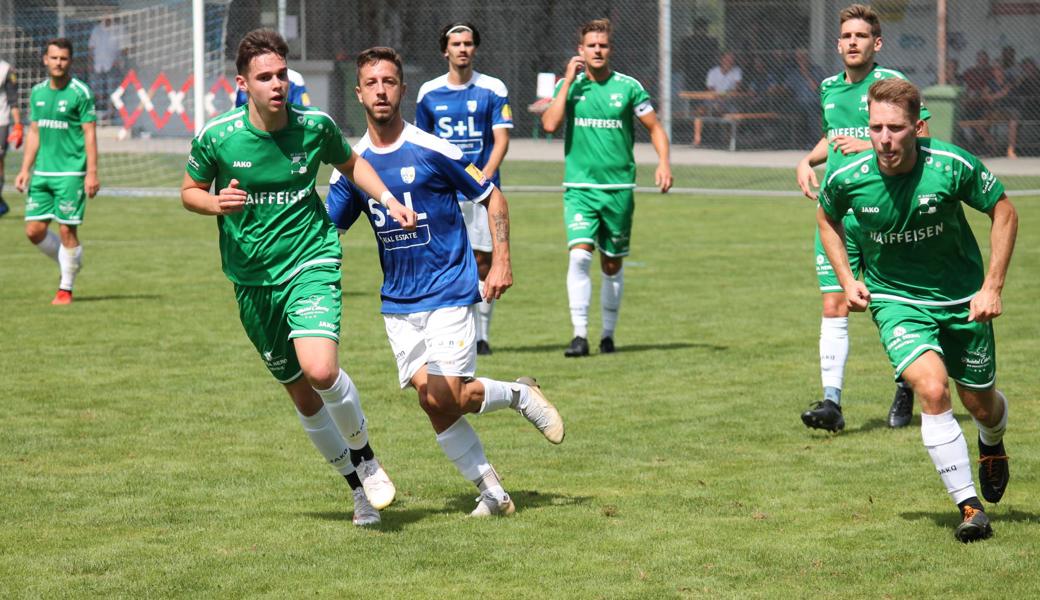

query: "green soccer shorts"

left=25, top=175, right=86, bottom=225
left=870, top=299, right=996, bottom=389
left=563, top=187, right=635, bottom=257
left=234, top=264, right=342, bottom=384
left=815, top=212, right=863, bottom=293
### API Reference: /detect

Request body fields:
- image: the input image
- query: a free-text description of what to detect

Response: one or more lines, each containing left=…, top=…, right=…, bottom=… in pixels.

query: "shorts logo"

left=893, top=326, right=907, bottom=338
left=233, top=160, right=252, bottom=168
left=400, top=166, right=416, bottom=184
left=262, top=350, right=287, bottom=368
left=816, top=255, right=825, bottom=265
left=59, top=200, right=76, bottom=214
left=294, top=295, right=330, bottom=317
left=467, top=100, right=478, bottom=112
left=962, top=341, right=992, bottom=372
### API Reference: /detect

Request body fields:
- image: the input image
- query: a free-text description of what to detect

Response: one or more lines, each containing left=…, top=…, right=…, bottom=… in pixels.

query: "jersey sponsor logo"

left=574, top=117, right=623, bottom=129
left=502, top=104, right=512, bottom=121
left=377, top=224, right=432, bottom=250
left=828, top=127, right=868, bottom=139
left=37, top=119, right=70, bottom=130
left=437, top=116, right=484, bottom=142
left=244, top=187, right=313, bottom=206
left=400, top=166, right=416, bottom=184
left=233, top=160, right=252, bottom=168
left=465, top=163, right=487, bottom=185
left=467, top=100, right=478, bottom=112
left=869, top=223, right=944, bottom=246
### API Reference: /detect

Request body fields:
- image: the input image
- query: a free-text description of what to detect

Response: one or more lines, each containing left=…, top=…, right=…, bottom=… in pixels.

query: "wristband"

left=379, top=190, right=394, bottom=206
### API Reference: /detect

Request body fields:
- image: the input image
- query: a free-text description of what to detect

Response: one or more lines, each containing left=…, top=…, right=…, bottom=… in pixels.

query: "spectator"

left=694, top=51, right=742, bottom=146
left=678, top=18, right=718, bottom=92
left=1006, top=58, right=1040, bottom=158
left=1000, top=46, right=1021, bottom=84
left=88, top=12, right=129, bottom=122
left=784, top=49, right=827, bottom=147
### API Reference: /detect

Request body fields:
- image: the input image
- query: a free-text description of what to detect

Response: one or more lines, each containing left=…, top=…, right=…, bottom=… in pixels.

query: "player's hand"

left=7, top=123, right=23, bottom=149
left=565, top=56, right=586, bottom=81
left=385, top=197, right=417, bottom=230
left=215, top=178, right=247, bottom=215
left=796, top=159, right=819, bottom=200
left=844, top=281, right=870, bottom=312
left=14, top=170, right=29, bottom=192
left=483, top=261, right=513, bottom=301
left=85, top=172, right=101, bottom=198
left=831, top=136, right=871, bottom=156
left=655, top=163, right=673, bottom=193
left=968, top=288, right=1003, bottom=322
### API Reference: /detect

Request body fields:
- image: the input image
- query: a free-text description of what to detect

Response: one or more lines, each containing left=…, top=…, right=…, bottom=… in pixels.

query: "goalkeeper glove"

left=7, top=122, right=22, bottom=149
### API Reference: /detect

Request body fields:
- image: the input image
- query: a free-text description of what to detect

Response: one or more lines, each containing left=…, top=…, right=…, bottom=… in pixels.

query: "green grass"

left=1, top=182, right=1038, bottom=597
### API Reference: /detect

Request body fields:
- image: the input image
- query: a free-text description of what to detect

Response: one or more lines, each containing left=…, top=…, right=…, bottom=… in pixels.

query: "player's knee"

left=303, top=363, right=339, bottom=390
left=25, top=224, right=46, bottom=244
left=601, top=257, right=622, bottom=276
left=914, top=378, right=949, bottom=407
left=821, top=294, right=849, bottom=317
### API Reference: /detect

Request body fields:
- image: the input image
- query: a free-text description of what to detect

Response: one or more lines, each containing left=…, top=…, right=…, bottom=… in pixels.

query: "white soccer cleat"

left=515, top=377, right=565, bottom=444
left=351, top=488, right=381, bottom=527
left=358, top=457, right=396, bottom=510
left=469, top=490, right=516, bottom=517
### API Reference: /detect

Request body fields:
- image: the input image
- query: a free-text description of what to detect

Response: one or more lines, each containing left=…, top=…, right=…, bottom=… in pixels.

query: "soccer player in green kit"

left=541, top=18, right=672, bottom=357
left=818, top=78, right=1017, bottom=543
left=14, top=38, right=99, bottom=305
left=181, top=30, right=417, bottom=527
left=796, top=4, right=930, bottom=431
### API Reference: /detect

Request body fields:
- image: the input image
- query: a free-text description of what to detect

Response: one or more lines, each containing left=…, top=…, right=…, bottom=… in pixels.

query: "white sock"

left=316, top=369, right=369, bottom=450
left=974, top=390, right=1008, bottom=446
left=567, top=248, right=593, bottom=338
left=820, top=317, right=849, bottom=392
left=921, top=410, right=977, bottom=504
left=58, top=244, right=83, bottom=291
left=600, top=267, right=624, bottom=339
left=435, top=417, right=491, bottom=483
left=296, top=406, right=354, bottom=475
left=35, top=230, right=60, bottom=262
left=476, top=377, right=528, bottom=414
left=476, top=280, right=494, bottom=342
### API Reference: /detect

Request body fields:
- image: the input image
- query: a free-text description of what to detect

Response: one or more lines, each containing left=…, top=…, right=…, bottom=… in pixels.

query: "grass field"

left=1, top=169, right=1038, bottom=597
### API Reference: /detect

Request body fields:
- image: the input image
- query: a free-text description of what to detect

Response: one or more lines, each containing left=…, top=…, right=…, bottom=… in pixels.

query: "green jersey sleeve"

left=185, top=134, right=217, bottom=183
left=631, top=83, right=652, bottom=116
left=819, top=169, right=849, bottom=220
left=77, top=84, right=97, bottom=124
left=956, top=153, right=1005, bottom=213
left=320, top=121, right=352, bottom=166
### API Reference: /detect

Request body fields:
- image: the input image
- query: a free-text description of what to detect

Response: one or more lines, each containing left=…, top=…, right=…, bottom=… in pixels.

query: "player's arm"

left=817, top=205, right=869, bottom=311
left=180, top=173, right=246, bottom=216
left=969, top=195, right=1018, bottom=323
left=13, top=122, right=40, bottom=191
left=483, top=127, right=510, bottom=181
left=481, top=186, right=513, bottom=300
left=796, top=136, right=830, bottom=198
left=333, top=153, right=416, bottom=230
left=541, top=57, right=584, bottom=133
left=638, top=110, right=672, bottom=193
left=83, top=121, right=100, bottom=198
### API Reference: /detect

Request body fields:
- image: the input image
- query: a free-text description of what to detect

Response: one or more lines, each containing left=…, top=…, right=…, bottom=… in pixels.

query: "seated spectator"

left=784, top=49, right=827, bottom=147
left=694, top=51, right=743, bottom=146
left=1007, top=58, right=1040, bottom=158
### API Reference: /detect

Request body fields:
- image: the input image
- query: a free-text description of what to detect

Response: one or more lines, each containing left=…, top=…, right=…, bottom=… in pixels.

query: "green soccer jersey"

left=555, top=71, right=653, bottom=189
left=819, top=138, right=1005, bottom=305
left=186, top=104, right=352, bottom=286
left=28, top=78, right=96, bottom=175
left=818, top=64, right=931, bottom=170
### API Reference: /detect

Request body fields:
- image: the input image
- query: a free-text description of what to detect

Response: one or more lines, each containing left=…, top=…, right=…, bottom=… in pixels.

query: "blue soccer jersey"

left=326, top=123, right=494, bottom=314
left=415, top=71, right=512, bottom=188
left=235, top=68, right=310, bottom=108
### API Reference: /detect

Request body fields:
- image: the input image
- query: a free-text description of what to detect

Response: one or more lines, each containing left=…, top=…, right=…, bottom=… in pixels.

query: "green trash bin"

left=922, top=84, right=961, bottom=143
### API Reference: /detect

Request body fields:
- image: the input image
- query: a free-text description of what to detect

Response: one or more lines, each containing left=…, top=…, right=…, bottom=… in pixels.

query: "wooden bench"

left=695, top=112, right=782, bottom=151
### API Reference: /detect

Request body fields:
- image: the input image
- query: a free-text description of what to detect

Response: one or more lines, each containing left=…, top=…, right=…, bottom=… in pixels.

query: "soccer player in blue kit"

left=327, top=47, right=564, bottom=517
left=416, top=22, right=513, bottom=355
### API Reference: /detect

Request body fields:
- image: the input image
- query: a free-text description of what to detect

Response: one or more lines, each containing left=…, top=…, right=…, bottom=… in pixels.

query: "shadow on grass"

left=72, top=293, right=164, bottom=302
left=810, top=413, right=974, bottom=437
left=302, top=489, right=591, bottom=532
left=493, top=342, right=727, bottom=354
left=900, top=507, right=1040, bottom=528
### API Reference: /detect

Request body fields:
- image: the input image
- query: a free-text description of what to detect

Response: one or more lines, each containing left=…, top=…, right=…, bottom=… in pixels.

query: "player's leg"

left=287, top=265, right=394, bottom=509
left=24, top=177, right=61, bottom=262
left=802, top=226, right=849, bottom=431
left=461, top=199, right=496, bottom=355
left=563, top=189, right=599, bottom=357
left=596, top=188, right=634, bottom=353
left=0, top=137, right=9, bottom=217
left=51, top=176, right=87, bottom=304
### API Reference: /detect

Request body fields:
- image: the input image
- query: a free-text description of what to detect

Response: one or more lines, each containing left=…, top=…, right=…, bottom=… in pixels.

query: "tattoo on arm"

left=493, top=211, right=509, bottom=243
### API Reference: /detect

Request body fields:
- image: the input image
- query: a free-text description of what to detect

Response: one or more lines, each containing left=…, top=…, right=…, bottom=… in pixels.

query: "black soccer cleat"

left=599, top=336, right=615, bottom=354
left=801, top=399, right=845, bottom=432
left=954, top=505, right=993, bottom=543
left=887, top=384, right=914, bottom=428
left=564, top=336, right=589, bottom=357
left=978, top=439, right=1010, bottom=504
left=476, top=340, right=492, bottom=356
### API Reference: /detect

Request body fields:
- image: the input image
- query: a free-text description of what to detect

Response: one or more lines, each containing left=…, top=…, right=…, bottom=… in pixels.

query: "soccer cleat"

left=978, top=439, right=1010, bottom=504
left=514, top=376, right=565, bottom=444
left=887, top=385, right=914, bottom=428
left=357, top=457, right=396, bottom=510
left=469, top=490, right=515, bottom=517
left=954, top=505, right=993, bottom=543
left=476, top=340, right=493, bottom=356
left=351, top=488, right=381, bottom=526
left=599, top=336, right=615, bottom=354
left=801, top=399, right=845, bottom=432
left=51, top=289, right=73, bottom=305
left=0, top=199, right=9, bottom=218
left=564, top=336, right=589, bottom=357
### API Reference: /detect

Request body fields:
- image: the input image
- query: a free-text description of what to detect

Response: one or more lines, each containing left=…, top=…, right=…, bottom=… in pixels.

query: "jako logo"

left=233, top=160, right=252, bottom=168
left=861, top=206, right=880, bottom=213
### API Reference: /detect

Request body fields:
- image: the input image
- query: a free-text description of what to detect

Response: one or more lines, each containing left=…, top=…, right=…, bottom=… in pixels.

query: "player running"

left=416, top=21, right=513, bottom=356
left=795, top=4, right=931, bottom=431
left=0, top=54, right=23, bottom=217
left=14, top=39, right=99, bottom=304
left=541, top=18, right=672, bottom=357
left=818, top=78, right=1017, bottom=543
left=181, top=30, right=416, bottom=527
left=327, top=47, right=564, bottom=517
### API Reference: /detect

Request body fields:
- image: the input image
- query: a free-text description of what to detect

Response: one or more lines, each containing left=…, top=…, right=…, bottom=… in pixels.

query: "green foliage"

left=1, top=188, right=1037, bottom=597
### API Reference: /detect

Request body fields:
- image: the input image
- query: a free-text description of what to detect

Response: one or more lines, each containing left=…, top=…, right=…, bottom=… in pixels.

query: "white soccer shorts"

left=460, top=200, right=493, bottom=253
left=384, top=304, right=477, bottom=388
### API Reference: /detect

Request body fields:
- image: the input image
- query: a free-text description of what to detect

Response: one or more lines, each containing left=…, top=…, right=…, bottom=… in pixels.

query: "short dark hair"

left=439, top=22, right=481, bottom=53
left=356, top=46, right=404, bottom=83
left=236, top=29, right=288, bottom=75
left=840, top=4, right=882, bottom=37
left=45, top=37, right=74, bottom=57
left=579, top=18, right=612, bottom=43
left=868, top=78, right=921, bottom=121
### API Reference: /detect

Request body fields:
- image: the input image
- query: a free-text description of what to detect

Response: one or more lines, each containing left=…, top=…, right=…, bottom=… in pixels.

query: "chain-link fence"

left=3, top=0, right=1039, bottom=192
